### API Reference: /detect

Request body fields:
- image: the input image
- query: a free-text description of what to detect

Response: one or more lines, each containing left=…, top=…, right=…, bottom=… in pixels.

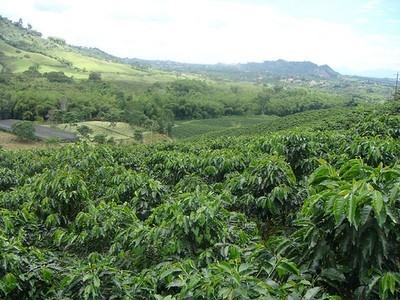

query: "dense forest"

left=0, top=69, right=359, bottom=134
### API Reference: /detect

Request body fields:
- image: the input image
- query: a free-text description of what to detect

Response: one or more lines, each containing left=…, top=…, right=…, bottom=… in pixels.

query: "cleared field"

left=49, top=51, right=142, bottom=74
left=0, top=131, right=59, bottom=150
left=55, top=121, right=134, bottom=139
left=0, top=40, right=67, bottom=73
left=0, top=39, right=181, bottom=83
left=0, top=119, right=78, bottom=142
left=52, top=121, right=170, bottom=144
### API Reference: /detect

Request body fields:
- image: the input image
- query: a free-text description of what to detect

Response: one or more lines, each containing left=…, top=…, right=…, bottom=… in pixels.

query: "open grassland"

left=55, top=121, right=135, bottom=139
left=49, top=51, right=142, bottom=75
left=51, top=121, right=170, bottom=144
left=0, top=131, right=64, bottom=150
left=1, top=39, right=198, bottom=83
left=0, top=121, right=170, bottom=150
left=0, top=40, right=66, bottom=73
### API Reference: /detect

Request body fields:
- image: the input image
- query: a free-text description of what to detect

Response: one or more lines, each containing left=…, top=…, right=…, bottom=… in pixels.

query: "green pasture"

left=0, top=40, right=65, bottom=73
left=52, top=121, right=135, bottom=140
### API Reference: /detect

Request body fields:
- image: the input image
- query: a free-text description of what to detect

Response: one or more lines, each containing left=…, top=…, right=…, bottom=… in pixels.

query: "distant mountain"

left=241, top=60, right=340, bottom=78
left=124, top=58, right=340, bottom=82
left=0, top=15, right=342, bottom=83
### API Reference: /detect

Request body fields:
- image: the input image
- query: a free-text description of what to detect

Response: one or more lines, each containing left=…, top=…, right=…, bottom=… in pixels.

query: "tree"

left=48, top=36, right=66, bottom=45
left=44, top=71, right=72, bottom=83
left=156, top=109, right=174, bottom=135
left=88, top=71, right=102, bottom=81
left=14, top=18, right=23, bottom=27
left=76, top=125, right=94, bottom=140
left=23, top=64, right=41, bottom=78
left=125, top=110, right=148, bottom=127
left=134, top=129, right=144, bottom=143
left=92, top=134, right=107, bottom=144
left=255, top=88, right=273, bottom=115
left=0, top=93, right=14, bottom=119
left=11, top=120, right=36, bottom=141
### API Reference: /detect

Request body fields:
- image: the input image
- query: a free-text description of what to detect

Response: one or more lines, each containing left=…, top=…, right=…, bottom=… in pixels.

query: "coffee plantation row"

left=0, top=111, right=399, bottom=299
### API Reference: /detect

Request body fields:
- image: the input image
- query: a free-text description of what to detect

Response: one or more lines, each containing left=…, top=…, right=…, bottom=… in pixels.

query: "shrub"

left=11, top=120, right=36, bottom=141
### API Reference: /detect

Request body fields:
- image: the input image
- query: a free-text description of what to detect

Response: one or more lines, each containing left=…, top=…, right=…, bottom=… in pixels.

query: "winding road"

left=0, top=119, right=79, bottom=142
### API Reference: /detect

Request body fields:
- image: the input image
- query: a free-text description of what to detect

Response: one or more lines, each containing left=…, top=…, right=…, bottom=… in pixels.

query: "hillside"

left=1, top=14, right=400, bottom=300
left=0, top=15, right=388, bottom=84
left=127, top=58, right=340, bottom=82
left=0, top=16, right=340, bottom=82
left=0, top=15, right=165, bottom=82
left=0, top=14, right=396, bottom=144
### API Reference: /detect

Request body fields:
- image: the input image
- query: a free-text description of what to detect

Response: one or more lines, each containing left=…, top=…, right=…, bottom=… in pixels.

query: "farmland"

left=1, top=104, right=400, bottom=299
left=1, top=13, right=400, bottom=299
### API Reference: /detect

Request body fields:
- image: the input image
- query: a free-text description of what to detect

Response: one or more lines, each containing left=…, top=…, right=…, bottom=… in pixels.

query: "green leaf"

left=160, top=267, right=182, bottom=281
left=218, top=287, right=233, bottom=299
left=167, top=279, right=186, bottom=288
left=1, top=273, right=18, bottom=294
left=333, top=193, right=347, bottom=224
left=218, top=261, right=233, bottom=274
left=320, top=268, right=346, bottom=283
left=304, top=287, right=321, bottom=300
left=346, top=194, right=357, bottom=227
left=274, top=239, right=293, bottom=255
left=360, top=205, right=372, bottom=225
left=239, top=263, right=256, bottom=276
left=367, top=275, right=381, bottom=297
left=42, top=268, right=53, bottom=283
left=93, top=275, right=100, bottom=288
left=276, top=259, right=300, bottom=276
left=385, top=206, right=398, bottom=224
left=372, top=190, right=384, bottom=215
left=380, top=273, right=396, bottom=298
left=389, top=182, right=399, bottom=203
left=361, top=234, right=373, bottom=260
left=204, top=166, right=217, bottom=176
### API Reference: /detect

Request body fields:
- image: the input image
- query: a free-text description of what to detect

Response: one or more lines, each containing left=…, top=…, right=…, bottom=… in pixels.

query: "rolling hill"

left=0, top=15, right=339, bottom=82
left=0, top=14, right=396, bottom=145
left=1, top=14, right=395, bottom=89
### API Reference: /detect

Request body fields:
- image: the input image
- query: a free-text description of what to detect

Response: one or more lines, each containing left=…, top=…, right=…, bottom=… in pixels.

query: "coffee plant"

left=0, top=113, right=399, bottom=299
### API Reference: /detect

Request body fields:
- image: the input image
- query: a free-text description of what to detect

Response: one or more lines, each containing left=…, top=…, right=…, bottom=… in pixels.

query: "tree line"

left=0, top=66, right=359, bottom=133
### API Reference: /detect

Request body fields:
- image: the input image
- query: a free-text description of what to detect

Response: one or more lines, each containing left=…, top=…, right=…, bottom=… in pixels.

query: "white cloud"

left=357, top=17, right=369, bottom=23
left=361, top=0, right=381, bottom=11
left=1, top=0, right=399, bottom=74
left=34, top=0, right=72, bottom=13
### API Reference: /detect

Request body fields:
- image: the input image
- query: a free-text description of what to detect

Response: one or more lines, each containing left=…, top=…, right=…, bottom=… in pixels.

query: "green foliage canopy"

left=10, top=120, right=35, bottom=141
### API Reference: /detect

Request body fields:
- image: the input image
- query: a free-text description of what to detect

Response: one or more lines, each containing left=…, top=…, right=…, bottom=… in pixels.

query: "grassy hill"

left=0, top=16, right=176, bottom=83
left=0, top=32, right=166, bottom=82
left=1, top=15, right=400, bottom=300
left=0, top=14, right=395, bottom=145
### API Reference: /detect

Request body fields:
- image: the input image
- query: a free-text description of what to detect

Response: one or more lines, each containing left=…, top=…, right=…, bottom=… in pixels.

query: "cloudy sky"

left=1, top=0, right=399, bottom=77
